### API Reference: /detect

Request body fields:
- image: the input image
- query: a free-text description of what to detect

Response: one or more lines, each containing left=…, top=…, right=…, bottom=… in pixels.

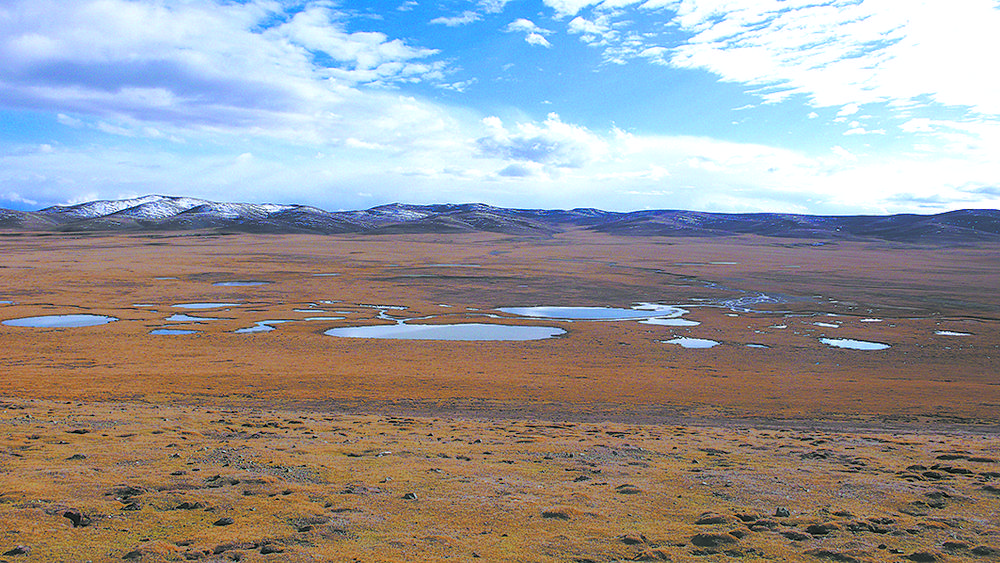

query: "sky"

left=1, top=0, right=999, bottom=214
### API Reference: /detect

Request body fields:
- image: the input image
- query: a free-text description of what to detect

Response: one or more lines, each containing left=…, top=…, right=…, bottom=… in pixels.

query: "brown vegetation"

left=0, top=231, right=997, bottom=561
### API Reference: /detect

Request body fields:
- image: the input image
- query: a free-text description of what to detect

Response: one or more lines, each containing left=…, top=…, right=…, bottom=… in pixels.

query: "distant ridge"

left=1, top=195, right=999, bottom=243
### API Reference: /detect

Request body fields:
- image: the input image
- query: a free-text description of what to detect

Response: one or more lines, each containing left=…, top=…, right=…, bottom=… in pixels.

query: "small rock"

left=66, top=453, right=87, bottom=460
left=63, top=509, right=90, bottom=527
left=774, top=507, right=790, bottom=517
left=260, top=544, right=284, bottom=554
left=781, top=530, right=811, bottom=541
left=213, top=517, right=234, bottom=526
left=3, top=545, right=30, bottom=556
left=121, top=501, right=142, bottom=511
left=67, top=428, right=90, bottom=434
left=402, top=492, right=418, bottom=500
left=176, top=501, right=204, bottom=510
left=122, top=549, right=143, bottom=560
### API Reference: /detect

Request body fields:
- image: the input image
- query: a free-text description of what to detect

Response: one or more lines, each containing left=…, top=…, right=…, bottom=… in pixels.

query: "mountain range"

left=2, top=195, right=999, bottom=243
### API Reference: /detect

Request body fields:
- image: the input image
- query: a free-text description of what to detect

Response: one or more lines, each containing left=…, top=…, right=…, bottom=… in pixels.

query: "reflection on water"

left=166, top=313, right=221, bottom=322
left=325, top=323, right=565, bottom=341
left=499, top=303, right=685, bottom=321
left=172, top=302, right=242, bottom=309
left=639, top=317, right=700, bottom=327
left=662, top=337, right=720, bottom=349
left=150, top=328, right=200, bottom=335
left=213, top=281, right=270, bottom=287
left=821, top=338, right=890, bottom=350
left=234, top=320, right=292, bottom=334
left=2, top=314, right=118, bottom=328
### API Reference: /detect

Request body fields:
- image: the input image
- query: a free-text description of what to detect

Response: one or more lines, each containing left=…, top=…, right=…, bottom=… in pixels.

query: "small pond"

left=663, top=337, right=719, bottom=348
left=3, top=314, right=118, bottom=328
left=233, top=320, right=294, bottom=334
left=498, top=304, right=685, bottom=321
left=166, top=313, right=222, bottom=322
left=150, top=328, right=200, bottom=335
left=213, top=281, right=270, bottom=287
left=935, top=330, right=971, bottom=336
left=324, top=323, right=565, bottom=341
left=639, top=317, right=700, bottom=327
left=662, top=337, right=720, bottom=349
left=172, top=303, right=242, bottom=309
left=821, top=338, right=890, bottom=350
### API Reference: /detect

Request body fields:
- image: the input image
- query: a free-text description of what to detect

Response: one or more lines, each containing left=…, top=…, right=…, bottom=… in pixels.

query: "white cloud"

left=430, top=10, right=481, bottom=26
left=525, top=33, right=553, bottom=48
left=543, top=0, right=602, bottom=17
left=668, top=0, right=1000, bottom=116
left=476, top=113, right=609, bottom=168
left=0, top=0, right=446, bottom=133
left=505, top=18, right=550, bottom=35
left=479, top=0, right=513, bottom=13
left=567, top=15, right=618, bottom=45
left=505, top=18, right=554, bottom=47
left=837, top=103, right=860, bottom=117
left=57, top=113, right=83, bottom=127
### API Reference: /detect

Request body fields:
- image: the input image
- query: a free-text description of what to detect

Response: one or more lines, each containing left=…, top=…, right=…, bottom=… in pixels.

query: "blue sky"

left=2, top=0, right=999, bottom=213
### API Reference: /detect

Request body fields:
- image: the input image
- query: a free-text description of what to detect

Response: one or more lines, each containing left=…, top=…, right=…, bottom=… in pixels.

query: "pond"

left=498, top=303, right=686, bottom=321
left=821, top=338, right=890, bottom=350
left=662, top=337, right=720, bottom=349
left=324, top=323, right=565, bottom=341
left=213, top=281, right=270, bottom=287
left=234, top=320, right=293, bottom=334
left=172, top=303, right=242, bottom=309
left=165, top=313, right=222, bottom=322
left=3, top=314, right=118, bottom=328
left=150, top=328, right=200, bottom=335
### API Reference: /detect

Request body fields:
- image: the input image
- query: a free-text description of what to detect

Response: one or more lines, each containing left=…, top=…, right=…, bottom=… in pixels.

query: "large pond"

left=498, top=304, right=685, bottom=321
left=2, top=314, right=118, bottom=328
left=325, top=323, right=565, bottom=341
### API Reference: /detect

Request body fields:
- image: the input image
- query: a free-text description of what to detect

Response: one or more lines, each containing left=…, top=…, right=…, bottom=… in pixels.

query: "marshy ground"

left=0, top=231, right=997, bottom=561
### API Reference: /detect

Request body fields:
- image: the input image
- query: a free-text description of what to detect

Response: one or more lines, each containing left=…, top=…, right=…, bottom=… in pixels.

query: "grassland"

left=0, top=231, right=997, bottom=562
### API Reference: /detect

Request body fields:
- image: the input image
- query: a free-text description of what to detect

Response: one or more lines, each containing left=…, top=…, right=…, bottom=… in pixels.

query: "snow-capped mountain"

left=2, top=195, right=998, bottom=243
